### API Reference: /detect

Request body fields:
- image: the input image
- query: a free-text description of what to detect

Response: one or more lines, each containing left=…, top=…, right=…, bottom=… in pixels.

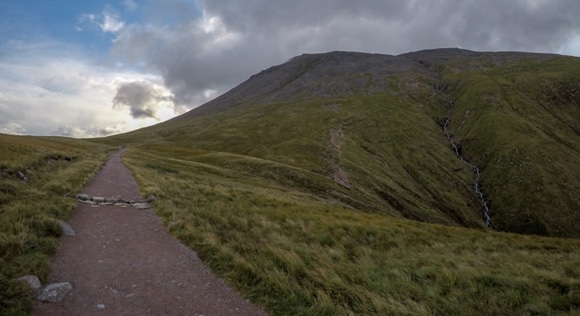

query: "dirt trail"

left=33, top=150, right=266, bottom=316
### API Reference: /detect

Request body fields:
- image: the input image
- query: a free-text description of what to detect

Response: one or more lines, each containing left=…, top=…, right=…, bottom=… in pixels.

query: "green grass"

left=101, top=91, right=486, bottom=229
left=442, top=56, right=580, bottom=236
left=93, top=52, right=580, bottom=314
left=0, top=134, right=113, bottom=315
left=100, top=53, right=580, bottom=238
left=2, top=50, right=579, bottom=314
left=122, top=147, right=580, bottom=315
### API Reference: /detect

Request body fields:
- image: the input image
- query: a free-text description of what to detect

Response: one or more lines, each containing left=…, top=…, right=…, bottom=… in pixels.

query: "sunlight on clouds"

left=102, top=15, right=125, bottom=33
left=156, top=106, right=177, bottom=121
left=200, top=15, right=223, bottom=33
left=0, top=53, right=179, bottom=137
left=204, top=89, right=218, bottom=99
left=199, top=14, right=242, bottom=45
left=558, top=35, right=580, bottom=57
left=0, top=120, right=25, bottom=135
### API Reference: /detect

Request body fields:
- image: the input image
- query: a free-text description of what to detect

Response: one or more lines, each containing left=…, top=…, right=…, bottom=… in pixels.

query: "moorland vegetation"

left=1, top=49, right=579, bottom=315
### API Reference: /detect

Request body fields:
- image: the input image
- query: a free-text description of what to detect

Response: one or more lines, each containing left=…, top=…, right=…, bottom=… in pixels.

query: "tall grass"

left=124, top=148, right=580, bottom=315
left=0, top=134, right=113, bottom=315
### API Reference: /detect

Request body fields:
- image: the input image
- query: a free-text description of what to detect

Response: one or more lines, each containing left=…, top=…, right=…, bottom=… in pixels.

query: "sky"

left=1, top=0, right=580, bottom=137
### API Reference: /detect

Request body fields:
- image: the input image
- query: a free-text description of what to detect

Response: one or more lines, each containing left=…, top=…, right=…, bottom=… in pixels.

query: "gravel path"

left=33, top=150, right=266, bottom=316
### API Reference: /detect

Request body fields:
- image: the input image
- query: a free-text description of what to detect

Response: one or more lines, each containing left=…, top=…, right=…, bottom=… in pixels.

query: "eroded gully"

left=436, top=84, right=493, bottom=228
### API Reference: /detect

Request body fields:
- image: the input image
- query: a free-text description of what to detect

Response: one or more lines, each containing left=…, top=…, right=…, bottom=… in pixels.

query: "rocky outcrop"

left=74, top=193, right=156, bottom=209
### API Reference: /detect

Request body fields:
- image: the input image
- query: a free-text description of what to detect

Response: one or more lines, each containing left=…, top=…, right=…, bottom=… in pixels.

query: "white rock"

left=59, top=221, right=75, bottom=236
left=132, top=202, right=151, bottom=209
left=92, top=196, right=105, bottom=203
left=37, top=282, right=72, bottom=302
left=16, top=275, right=42, bottom=292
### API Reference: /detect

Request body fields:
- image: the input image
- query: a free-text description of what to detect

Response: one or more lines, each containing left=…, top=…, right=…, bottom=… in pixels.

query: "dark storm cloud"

left=113, top=81, right=172, bottom=119
left=111, top=0, right=580, bottom=110
left=194, top=0, right=580, bottom=54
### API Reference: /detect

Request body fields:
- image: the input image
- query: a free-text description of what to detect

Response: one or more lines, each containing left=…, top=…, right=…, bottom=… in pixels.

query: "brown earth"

left=32, top=150, right=266, bottom=316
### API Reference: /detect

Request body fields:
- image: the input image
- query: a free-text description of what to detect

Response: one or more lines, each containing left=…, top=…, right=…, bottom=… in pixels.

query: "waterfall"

left=437, top=85, right=493, bottom=228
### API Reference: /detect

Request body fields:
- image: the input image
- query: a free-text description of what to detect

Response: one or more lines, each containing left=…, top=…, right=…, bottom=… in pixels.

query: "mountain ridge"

left=106, top=48, right=580, bottom=238
left=173, top=48, right=562, bottom=119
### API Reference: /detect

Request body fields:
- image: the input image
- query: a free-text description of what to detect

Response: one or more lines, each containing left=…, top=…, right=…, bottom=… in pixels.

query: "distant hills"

left=107, top=48, right=580, bottom=238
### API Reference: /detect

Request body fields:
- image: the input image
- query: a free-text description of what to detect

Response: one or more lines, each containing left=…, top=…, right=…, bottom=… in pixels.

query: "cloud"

left=113, top=81, right=174, bottom=119
left=109, top=0, right=580, bottom=112
left=195, top=0, right=580, bottom=55
left=0, top=40, right=174, bottom=137
left=79, top=5, right=125, bottom=33
left=0, top=120, right=25, bottom=135
left=101, top=15, right=125, bottom=33
left=111, top=13, right=247, bottom=108
left=53, top=125, right=125, bottom=138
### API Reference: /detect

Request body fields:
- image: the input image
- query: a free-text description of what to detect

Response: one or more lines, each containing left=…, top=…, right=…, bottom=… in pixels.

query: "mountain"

left=108, top=48, right=580, bottom=238
left=4, top=49, right=580, bottom=315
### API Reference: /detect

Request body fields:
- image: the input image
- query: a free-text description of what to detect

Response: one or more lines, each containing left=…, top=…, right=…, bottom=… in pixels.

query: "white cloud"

left=78, top=6, right=125, bottom=34
left=558, top=35, right=580, bottom=57
left=101, top=14, right=125, bottom=33
left=0, top=42, right=178, bottom=137
left=0, top=121, right=25, bottom=135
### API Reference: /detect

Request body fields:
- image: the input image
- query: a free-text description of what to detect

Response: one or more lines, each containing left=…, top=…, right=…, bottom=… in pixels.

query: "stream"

left=437, top=85, right=493, bottom=228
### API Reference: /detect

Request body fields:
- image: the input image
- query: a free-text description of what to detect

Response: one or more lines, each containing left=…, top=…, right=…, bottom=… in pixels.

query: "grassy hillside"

left=93, top=49, right=580, bottom=314
left=1, top=49, right=576, bottom=314
left=439, top=55, right=580, bottom=236
left=119, top=146, right=580, bottom=315
left=0, top=134, right=113, bottom=315
left=103, top=50, right=580, bottom=238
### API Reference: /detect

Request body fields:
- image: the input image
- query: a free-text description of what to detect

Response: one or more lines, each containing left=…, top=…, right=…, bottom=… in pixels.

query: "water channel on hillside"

left=436, top=84, right=493, bottom=228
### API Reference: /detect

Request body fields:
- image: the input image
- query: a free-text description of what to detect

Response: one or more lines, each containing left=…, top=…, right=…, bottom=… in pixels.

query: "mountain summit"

left=112, top=48, right=580, bottom=238
left=178, top=49, right=556, bottom=117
